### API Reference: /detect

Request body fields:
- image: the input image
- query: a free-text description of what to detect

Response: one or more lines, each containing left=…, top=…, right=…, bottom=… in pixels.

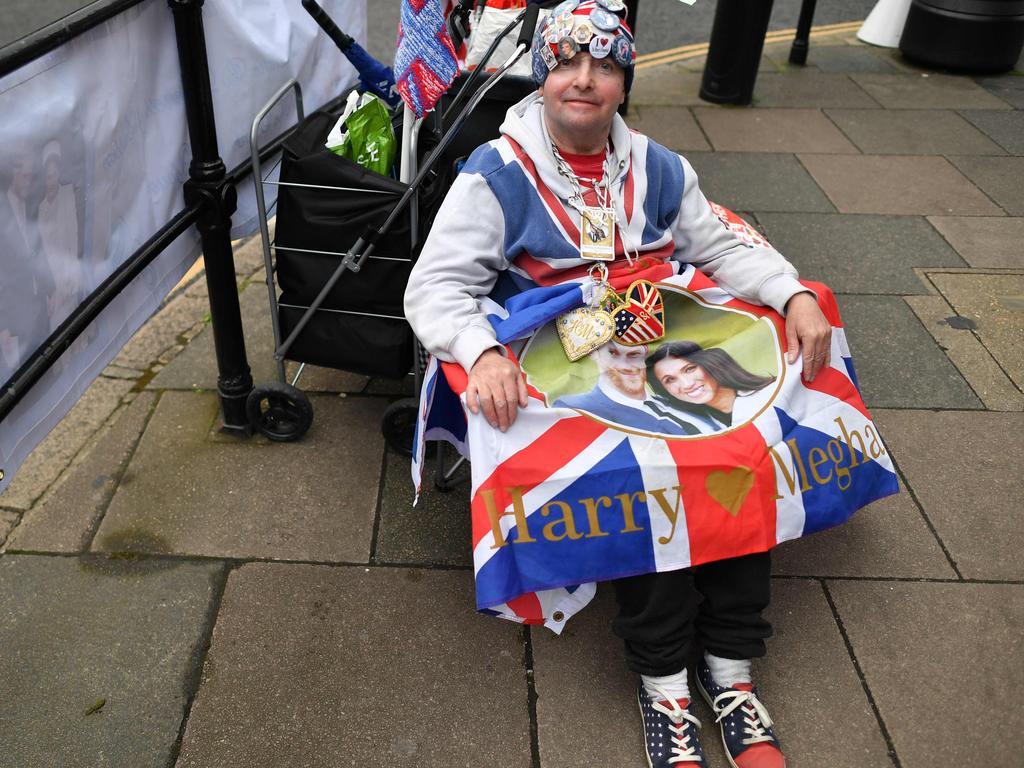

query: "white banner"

left=0, top=0, right=365, bottom=493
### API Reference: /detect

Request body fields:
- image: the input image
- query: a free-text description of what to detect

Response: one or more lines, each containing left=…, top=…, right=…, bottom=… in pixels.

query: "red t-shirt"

left=559, top=149, right=607, bottom=208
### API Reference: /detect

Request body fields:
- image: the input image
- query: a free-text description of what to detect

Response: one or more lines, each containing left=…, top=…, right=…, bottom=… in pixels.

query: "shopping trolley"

left=244, top=1, right=543, bottom=486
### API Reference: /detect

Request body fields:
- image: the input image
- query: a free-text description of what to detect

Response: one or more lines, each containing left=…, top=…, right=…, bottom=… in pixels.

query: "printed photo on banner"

left=520, top=285, right=784, bottom=438
left=0, top=134, right=89, bottom=384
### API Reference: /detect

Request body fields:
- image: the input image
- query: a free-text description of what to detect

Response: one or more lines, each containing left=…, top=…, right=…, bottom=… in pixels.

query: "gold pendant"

left=556, top=305, right=615, bottom=362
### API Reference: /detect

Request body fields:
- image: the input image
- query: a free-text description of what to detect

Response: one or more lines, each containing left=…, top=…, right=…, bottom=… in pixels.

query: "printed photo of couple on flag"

left=522, top=282, right=781, bottom=438
left=413, top=268, right=900, bottom=631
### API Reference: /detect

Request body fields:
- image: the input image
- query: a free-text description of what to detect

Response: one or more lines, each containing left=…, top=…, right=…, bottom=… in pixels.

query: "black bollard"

left=168, top=0, right=253, bottom=434
left=699, top=0, right=776, bottom=105
left=789, top=0, right=818, bottom=65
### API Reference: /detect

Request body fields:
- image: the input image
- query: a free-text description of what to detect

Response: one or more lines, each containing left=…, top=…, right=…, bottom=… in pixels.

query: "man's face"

left=540, top=53, right=625, bottom=148
left=593, top=340, right=648, bottom=399
left=10, top=158, right=32, bottom=199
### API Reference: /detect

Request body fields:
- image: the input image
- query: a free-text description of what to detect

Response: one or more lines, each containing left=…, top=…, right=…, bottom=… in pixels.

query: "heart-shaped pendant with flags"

left=556, top=306, right=615, bottom=362
left=612, top=280, right=665, bottom=346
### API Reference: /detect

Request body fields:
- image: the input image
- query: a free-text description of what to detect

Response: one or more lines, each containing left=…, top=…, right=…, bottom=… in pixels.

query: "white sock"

left=642, top=669, right=690, bottom=702
left=704, top=652, right=752, bottom=687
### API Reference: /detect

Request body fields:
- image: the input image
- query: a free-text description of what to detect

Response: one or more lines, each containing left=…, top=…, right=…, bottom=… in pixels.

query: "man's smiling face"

left=594, top=340, right=648, bottom=400
left=540, top=52, right=625, bottom=153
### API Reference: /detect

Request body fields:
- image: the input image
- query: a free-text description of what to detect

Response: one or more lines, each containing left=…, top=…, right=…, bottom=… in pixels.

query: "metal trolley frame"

left=244, top=4, right=541, bottom=490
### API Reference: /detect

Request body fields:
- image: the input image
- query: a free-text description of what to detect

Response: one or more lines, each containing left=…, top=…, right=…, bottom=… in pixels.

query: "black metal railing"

left=0, top=0, right=268, bottom=433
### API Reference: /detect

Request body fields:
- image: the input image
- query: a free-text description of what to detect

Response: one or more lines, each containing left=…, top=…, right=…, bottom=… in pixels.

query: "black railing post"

left=699, top=0, right=776, bottom=105
left=169, top=0, right=253, bottom=434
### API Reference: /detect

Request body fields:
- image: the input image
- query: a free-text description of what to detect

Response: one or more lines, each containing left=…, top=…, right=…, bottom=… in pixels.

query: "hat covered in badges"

left=531, top=0, right=637, bottom=92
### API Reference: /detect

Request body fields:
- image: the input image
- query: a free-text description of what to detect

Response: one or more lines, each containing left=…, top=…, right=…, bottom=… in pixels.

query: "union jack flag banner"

left=412, top=267, right=900, bottom=633
left=394, top=0, right=460, bottom=118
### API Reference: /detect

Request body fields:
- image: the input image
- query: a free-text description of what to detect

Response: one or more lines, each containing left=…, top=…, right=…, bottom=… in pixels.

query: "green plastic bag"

left=325, top=92, right=396, bottom=176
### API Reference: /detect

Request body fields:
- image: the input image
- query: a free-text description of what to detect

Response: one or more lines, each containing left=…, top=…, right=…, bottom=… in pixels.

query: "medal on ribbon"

left=579, top=205, right=616, bottom=261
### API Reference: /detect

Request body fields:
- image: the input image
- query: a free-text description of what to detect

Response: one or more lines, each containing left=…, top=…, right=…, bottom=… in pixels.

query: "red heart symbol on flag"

left=612, top=280, right=665, bottom=346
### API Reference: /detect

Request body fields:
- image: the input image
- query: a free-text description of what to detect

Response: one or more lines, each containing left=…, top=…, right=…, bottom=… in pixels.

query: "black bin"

left=900, top=0, right=1024, bottom=73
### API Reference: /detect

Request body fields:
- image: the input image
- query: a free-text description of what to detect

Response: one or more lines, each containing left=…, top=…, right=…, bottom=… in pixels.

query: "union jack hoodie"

left=404, top=92, right=807, bottom=372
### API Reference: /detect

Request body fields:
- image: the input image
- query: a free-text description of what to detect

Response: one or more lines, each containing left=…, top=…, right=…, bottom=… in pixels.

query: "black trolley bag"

left=272, top=106, right=450, bottom=379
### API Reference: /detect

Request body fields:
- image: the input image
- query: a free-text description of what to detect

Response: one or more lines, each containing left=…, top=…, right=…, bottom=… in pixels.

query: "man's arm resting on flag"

left=784, top=291, right=832, bottom=383
left=466, top=348, right=529, bottom=432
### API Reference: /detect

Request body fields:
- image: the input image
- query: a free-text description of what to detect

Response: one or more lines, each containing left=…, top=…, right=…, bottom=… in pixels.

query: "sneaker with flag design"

left=636, top=683, right=708, bottom=767
left=694, top=660, right=785, bottom=768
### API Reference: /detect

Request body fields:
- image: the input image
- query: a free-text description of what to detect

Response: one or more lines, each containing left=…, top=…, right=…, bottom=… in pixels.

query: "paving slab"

left=905, top=294, right=1024, bottom=411
left=0, top=554, right=221, bottom=768
left=752, top=72, right=880, bottom=108
left=0, top=508, right=17, bottom=545
left=686, top=152, right=835, bottom=213
left=850, top=73, right=1013, bottom=110
left=803, top=44, right=899, bottom=74
left=756, top=213, right=965, bottom=294
left=149, top=281, right=368, bottom=393
left=927, top=216, right=1024, bottom=269
left=825, top=109, right=1005, bottom=155
left=799, top=155, right=1003, bottom=215
left=6, top=392, right=157, bottom=554
left=948, top=155, right=1024, bottom=215
left=0, top=375, right=135, bottom=511
left=627, top=106, right=710, bottom=152
left=742, top=579, right=892, bottom=768
left=829, top=581, right=1024, bottom=768
left=111, top=291, right=210, bottom=372
left=928, top=272, right=1024, bottom=392
left=694, top=108, right=859, bottom=154
left=375, top=450, right=472, bottom=567
left=874, top=410, right=1024, bottom=580
left=973, top=74, right=1024, bottom=109
left=837, top=295, right=983, bottom=409
left=870, top=47, right=931, bottom=74
left=532, top=580, right=892, bottom=768
left=176, top=562, right=530, bottom=768
left=629, top=68, right=707, bottom=107
left=93, top=391, right=386, bottom=563
left=773, top=478, right=955, bottom=579
left=530, top=588, right=647, bottom=768
left=959, top=109, right=1024, bottom=155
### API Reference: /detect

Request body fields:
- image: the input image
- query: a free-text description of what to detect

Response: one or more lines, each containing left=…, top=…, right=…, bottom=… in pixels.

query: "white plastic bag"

left=464, top=6, right=552, bottom=78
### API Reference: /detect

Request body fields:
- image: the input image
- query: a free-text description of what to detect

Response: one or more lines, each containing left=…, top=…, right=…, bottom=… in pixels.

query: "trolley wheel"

left=246, top=382, right=313, bottom=442
left=382, top=397, right=419, bottom=457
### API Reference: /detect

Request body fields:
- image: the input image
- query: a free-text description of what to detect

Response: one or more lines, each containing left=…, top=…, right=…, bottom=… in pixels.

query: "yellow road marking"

left=635, top=20, right=863, bottom=70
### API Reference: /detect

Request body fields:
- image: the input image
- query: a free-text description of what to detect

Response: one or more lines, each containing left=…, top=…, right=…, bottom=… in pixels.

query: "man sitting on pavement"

left=405, top=2, right=832, bottom=765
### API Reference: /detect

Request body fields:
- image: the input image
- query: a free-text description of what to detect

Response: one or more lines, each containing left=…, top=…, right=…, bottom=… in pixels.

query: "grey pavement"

left=3, top=22, right=1024, bottom=768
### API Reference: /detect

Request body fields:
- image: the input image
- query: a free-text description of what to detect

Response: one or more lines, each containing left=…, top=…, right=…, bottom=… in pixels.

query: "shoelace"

left=648, top=684, right=704, bottom=764
left=711, top=688, right=775, bottom=746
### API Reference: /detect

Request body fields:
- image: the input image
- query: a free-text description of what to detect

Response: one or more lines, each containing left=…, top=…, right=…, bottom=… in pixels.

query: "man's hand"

left=784, top=292, right=832, bottom=383
left=466, top=348, right=528, bottom=431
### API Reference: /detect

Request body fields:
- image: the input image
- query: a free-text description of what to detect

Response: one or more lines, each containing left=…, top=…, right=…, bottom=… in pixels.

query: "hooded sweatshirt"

left=404, top=92, right=806, bottom=373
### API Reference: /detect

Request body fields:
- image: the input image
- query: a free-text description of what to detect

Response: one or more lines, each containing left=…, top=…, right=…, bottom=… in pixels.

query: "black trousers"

left=611, top=552, right=773, bottom=677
